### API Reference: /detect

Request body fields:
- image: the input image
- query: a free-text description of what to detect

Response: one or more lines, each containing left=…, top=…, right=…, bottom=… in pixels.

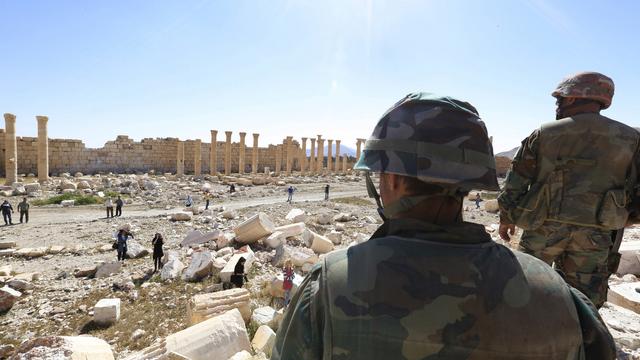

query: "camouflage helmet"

left=551, top=71, right=615, bottom=109
left=354, top=92, right=500, bottom=191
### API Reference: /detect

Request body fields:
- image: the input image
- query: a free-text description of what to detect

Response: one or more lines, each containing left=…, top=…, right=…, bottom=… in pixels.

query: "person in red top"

left=282, top=259, right=294, bottom=307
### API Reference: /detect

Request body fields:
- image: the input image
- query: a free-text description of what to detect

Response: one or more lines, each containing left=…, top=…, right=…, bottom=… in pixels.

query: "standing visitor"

left=230, top=257, right=248, bottom=288
left=105, top=197, right=114, bottom=218
left=282, top=259, right=294, bottom=307
left=116, top=229, right=134, bottom=263
left=151, top=233, right=164, bottom=272
left=1, top=200, right=13, bottom=226
left=204, top=192, right=212, bottom=210
left=185, top=194, right=193, bottom=208
left=229, top=184, right=236, bottom=194
left=115, top=196, right=124, bottom=217
left=287, top=186, right=295, bottom=203
left=475, top=193, right=482, bottom=209
left=17, top=198, right=29, bottom=223
left=324, top=184, right=330, bottom=200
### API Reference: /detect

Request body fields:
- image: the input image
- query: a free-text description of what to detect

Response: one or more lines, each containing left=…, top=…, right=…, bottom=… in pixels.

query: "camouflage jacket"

left=499, top=113, right=640, bottom=229
left=272, top=219, right=615, bottom=360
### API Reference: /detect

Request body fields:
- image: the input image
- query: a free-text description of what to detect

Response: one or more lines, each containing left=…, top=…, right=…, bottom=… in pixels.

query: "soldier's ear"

left=563, top=97, right=576, bottom=107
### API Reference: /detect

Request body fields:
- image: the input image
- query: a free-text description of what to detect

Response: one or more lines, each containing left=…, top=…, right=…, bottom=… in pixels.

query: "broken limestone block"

left=288, top=247, right=319, bottom=267
left=12, top=272, right=40, bottom=282
left=182, top=251, right=214, bottom=282
left=264, top=231, right=285, bottom=248
left=220, top=246, right=254, bottom=282
left=0, top=286, right=21, bottom=313
left=229, top=350, right=253, bottom=360
left=171, top=212, right=192, bottom=221
left=12, top=336, right=114, bottom=360
left=7, top=279, right=34, bottom=292
left=161, top=259, right=186, bottom=281
left=251, top=325, right=276, bottom=356
left=74, top=265, right=98, bottom=278
left=48, top=245, right=65, bottom=254
left=333, top=213, right=354, bottom=222
left=0, top=249, right=15, bottom=257
left=181, top=230, right=205, bottom=247
left=234, top=213, right=275, bottom=244
left=326, top=230, right=343, bottom=245
left=95, top=262, right=122, bottom=278
left=94, top=298, right=121, bottom=326
left=599, top=302, right=640, bottom=352
left=251, top=306, right=278, bottom=330
left=270, top=273, right=304, bottom=299
left=303, top=229, right=334, bottom=254
left=285, top=209, right=307, bottom=223
left=187, top=288, right=251, bottom=325
left=61, top=199, right=75, bottom=207
left=617, top=240, right=640, bottom=276
left=24, top=183, right=41, bottom=193
left=0, top=241, right=16, bottom=249
left=164, top=309, right=251, bottom=360
left=275, top=222, right=305, bottom=238
left=315, top=213, right=333, bottom=225
left=222, top=210, right=239, bottom=219
left=15, top=247, right=48, bottom=258
left=126, top=240, right=149, bottom=258
left=0, top=265, right=11, bottom=277
left=608, top=282, right=640, bottom=314
left=484, top=199, right=499, bottom=213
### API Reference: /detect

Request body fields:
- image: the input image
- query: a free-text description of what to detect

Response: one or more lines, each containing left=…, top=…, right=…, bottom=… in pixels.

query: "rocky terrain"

left=0, top=173, right=639, bottom=359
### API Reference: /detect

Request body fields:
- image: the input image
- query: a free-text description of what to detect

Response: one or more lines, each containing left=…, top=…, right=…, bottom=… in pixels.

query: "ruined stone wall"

left=0, top=132, right=337, bottom=176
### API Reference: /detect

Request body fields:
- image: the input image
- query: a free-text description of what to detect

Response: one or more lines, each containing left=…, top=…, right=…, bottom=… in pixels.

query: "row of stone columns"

left=2, top=113, right=49, bottom=185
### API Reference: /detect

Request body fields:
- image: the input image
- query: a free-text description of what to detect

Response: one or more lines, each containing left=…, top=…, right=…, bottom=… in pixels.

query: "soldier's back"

left=320, top=220, right=584, bottom=360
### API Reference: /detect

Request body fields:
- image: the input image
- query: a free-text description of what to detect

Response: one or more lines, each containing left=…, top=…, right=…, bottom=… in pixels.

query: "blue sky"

left=1, top=0, right=639, bottom=153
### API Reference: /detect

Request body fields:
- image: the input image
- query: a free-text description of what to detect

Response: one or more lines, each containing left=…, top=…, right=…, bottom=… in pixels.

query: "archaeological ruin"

left=0, top=113, right=369, bottom=183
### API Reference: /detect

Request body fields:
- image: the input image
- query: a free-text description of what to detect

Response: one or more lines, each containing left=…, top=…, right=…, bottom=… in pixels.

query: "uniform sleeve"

left=626, top=148, right=640, bottom=225
left=272, top=265, right=324, bottom=360
left=498, top=130, right=540, bottom=223
left=567, top=287, right=616, bottom=360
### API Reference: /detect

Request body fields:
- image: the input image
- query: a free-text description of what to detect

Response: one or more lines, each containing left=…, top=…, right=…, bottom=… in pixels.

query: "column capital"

left=310, top=138, right=316, bottom=144
left=327, top=139, right=333, bottom=143
left=302, top=137, right=308, bottom=142
left=286, top=135, right=293, bottom=140
left=239, top=132, right=247, bottom=137
left=36, top=115, right=49, bottom=123
left=210, top=129, right=218, bottom=136
left=4, top=113, right=16, bottom=122
left=225, top=131, right=233, bottom=137
left=357, top=138, right=367, bottom=143
left=253, top=133, right=259, bottom=139
left=317, top=135, right=322, bottom=140
left=336, top=139, right=341, bottom=144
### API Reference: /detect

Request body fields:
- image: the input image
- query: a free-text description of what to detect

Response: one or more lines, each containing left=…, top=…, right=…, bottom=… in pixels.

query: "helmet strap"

left=365, top=172, right=387, bottom=222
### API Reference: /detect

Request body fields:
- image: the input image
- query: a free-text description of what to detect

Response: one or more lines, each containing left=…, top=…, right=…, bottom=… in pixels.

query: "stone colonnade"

left=1, top=116, right=363, bottom=179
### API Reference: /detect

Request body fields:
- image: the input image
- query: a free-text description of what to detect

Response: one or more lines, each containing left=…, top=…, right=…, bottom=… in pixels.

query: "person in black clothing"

left=229, top=184, right=236, bottom=194
left=151, top=233, right=164, bottom=272
left=115, top=196, right=124, bottom=217
left=230, top=257, right=248, bottom=288
left=324, top=184, right=330, bottom=200
left=1, top=200, right=14, bottom=226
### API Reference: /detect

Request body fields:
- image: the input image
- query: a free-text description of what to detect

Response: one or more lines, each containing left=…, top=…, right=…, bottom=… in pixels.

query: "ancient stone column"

left=301, top=137, right=308, bottom=175
left=334, top=140, right=341, bottom=172
left=238, top=132, right=246, bottom=174
left=3, top=114, right=17, bottom=185
left=309, top=138, right=316, bottom=174
left=194, top=139, right=202, bottom=176
left=275, top=145, right=282, bottom=176
left=252, top=133, right=259, bottom=174
left=356, top=138, right=366, bottom=160
left=327, top=139, right=333, bottom=174
left=210, top=130, right=218, bottom=176
left=36, top=115, right=49, bottom=182
left=342, top=155, right=348, bottom=172
left=224, top=131, right=232, bottom=175
left=285, top=136, right=293, bottom=175
left=316, top=136, right=324, bottom=174
left=176, top=141, right=185, bottom=177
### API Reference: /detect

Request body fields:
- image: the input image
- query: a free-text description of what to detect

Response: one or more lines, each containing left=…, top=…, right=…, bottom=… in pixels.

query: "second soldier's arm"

left=272, top=265, right=324, bottom=360
left=626, top=145, right=640, bottom=225
left=497, top=130, right=539, bottom=239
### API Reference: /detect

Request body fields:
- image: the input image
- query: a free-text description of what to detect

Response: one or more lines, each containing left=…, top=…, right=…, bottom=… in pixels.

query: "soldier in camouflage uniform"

left=272, top=93, right=615, bottom=360
left=498, top=72, right=640, bottom=308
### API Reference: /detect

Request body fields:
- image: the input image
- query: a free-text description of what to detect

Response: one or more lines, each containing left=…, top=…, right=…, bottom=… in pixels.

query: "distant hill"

left=496, top=146, right=519, bottom=159
left=307, top=144, right=357, bottom=157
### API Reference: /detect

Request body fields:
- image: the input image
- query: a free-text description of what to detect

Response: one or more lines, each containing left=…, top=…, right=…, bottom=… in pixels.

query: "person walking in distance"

left=475, top=192, right=482, bottom=209
left=115, top=196, right=124, bottom=217
left=151, top=233, right=164, bottom=272
left=204, top=192, right=212, bottom=210
left=105, top=197, right=114, bottom=218
left=272, top=92, right=615, bottom=360
left=287, top=186, right=295, bottom=203
left=17, top=197, right=29, bottom=223
left=116, top=229, right=133, bottom=263
left=324, top=184, right=330, bottom=200
left=498, top=72, right=640, bottom=308
left=1, top=200, right=14, bottom=226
